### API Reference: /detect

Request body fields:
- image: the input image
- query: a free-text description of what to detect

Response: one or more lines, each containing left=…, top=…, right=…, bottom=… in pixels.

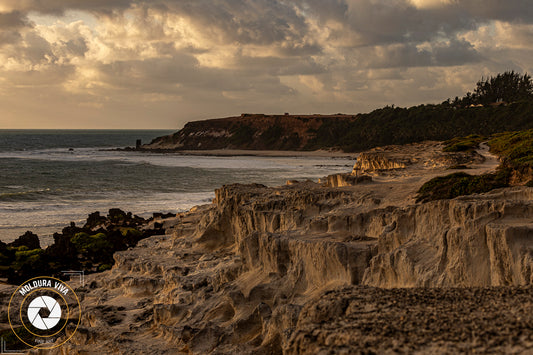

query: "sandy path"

left=471, top=142, right=500, bottom=174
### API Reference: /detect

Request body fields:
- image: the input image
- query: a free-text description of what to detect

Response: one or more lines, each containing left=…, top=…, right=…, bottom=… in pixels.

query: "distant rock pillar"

left=136, top=139, right=142, bottom=150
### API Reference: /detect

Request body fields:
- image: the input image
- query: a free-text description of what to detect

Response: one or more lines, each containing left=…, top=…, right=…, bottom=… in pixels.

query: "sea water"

left=0, top=130, right=354, bottom=245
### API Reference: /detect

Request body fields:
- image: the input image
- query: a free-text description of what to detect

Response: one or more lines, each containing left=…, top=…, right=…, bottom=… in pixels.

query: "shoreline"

left=123, top=147, right=358, bottom=158
left=176, top=149, right=357, bottom=158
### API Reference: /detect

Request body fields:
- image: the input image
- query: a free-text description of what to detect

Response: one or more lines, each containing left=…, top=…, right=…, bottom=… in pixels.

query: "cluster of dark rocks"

left=0, top=209, right=174, bottom=284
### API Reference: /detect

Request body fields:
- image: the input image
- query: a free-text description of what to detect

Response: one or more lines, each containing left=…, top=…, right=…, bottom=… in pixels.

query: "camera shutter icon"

left=27, top=296, right=62, bottom=330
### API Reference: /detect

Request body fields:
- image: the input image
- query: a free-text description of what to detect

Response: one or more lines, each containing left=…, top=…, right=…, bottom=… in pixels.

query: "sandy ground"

left=289, top=286, right=533, bottom=354
left=170, top=149, right=357, bottom=158
left=341, top=141, right=501, bottom=209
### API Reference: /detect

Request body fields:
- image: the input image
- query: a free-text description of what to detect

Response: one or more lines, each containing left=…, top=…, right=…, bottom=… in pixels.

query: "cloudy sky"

left=0, top=0, right=531, bottom=128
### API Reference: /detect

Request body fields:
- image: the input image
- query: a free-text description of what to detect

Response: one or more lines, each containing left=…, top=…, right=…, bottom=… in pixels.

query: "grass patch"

left=417, top=128, right=533, bottom=202
left=443, top=134, right=487, bottom=152
left=416, top=171, right=510, bottom=203
left=489, top=129, right=533, bottom=169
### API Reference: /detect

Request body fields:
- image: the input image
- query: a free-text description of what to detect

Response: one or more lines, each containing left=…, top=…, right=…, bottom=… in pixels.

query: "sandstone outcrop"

left=4, top=141, right=531, bottom=354
left=351, top=141, right=486, bottom=175
left=22, top=179, right=532, bottom=354
left=352, top=152, right=408, bottom=173
left=321, top=173, right=372, bottom=187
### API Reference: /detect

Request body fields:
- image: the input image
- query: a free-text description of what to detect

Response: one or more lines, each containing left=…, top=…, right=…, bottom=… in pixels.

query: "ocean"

left=0, top=130, right=354, bottom=246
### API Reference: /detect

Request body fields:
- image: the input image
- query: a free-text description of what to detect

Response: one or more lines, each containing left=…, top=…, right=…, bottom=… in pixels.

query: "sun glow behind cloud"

left=409, top=0, right=455, bottom=9
left=0, top=1, right=531, bottom=128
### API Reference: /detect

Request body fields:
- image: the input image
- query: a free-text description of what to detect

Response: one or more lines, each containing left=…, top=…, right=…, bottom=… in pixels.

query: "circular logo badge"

left=27, top=295, right=62, bottom=330
left=8, top=276, right=81, bottom=349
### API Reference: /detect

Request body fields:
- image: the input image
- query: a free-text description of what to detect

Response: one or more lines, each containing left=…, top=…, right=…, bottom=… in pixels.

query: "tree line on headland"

left=144, top=71, right=533, bottom=153
left=306, top=71, right=533, bottom=152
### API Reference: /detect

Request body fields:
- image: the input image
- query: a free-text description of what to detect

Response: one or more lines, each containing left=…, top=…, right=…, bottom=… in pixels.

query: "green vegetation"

left=416, top=171, right=510, bottom=203
left=304, top=100, right=533, bottom=152
left=98, top=263, right=112, bottom=272
left=0, top=209, right=162, bottom=284
left=120, top=227, right=142, bottom=238
left=11, top=248, right=47, bottom=276
left=417, top=128, right=533, bottom=202
left=443, top=134, right=487, bottom=152
left=453, top=71, right=533, bottom=107
left=72, top=232, right=113, bottom=260
left=229, top=124, right=256, bottom=146
left=489, top=129, right=533, bottom=169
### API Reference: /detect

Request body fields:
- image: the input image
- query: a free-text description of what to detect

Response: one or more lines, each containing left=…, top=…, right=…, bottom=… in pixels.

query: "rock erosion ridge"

left=3, top=141, right=533, bottom=354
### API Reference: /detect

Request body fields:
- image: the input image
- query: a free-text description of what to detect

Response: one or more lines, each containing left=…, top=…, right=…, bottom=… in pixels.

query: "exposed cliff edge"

left=41, top=182, right=533, bottom=354
left=9, top=141, right=529, bottom=354
left=140, top=113, right=357, bottom=151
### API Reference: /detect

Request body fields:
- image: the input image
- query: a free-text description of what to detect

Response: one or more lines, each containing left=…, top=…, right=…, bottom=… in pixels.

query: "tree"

left=472, top=71, right=533, bottom=105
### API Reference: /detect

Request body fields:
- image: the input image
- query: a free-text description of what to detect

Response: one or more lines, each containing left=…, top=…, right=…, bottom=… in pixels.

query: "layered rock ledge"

left=3, top=141, right=531, bottom=354
left=28, top=180, right=532, bottom=354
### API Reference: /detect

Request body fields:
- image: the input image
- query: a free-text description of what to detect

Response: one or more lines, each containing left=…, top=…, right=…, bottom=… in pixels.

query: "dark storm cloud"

left=292, top=0, right=475, bottom=45
left=0, top=11, right=30, bottom=28
left=292, top=0, right=532, bottom=46
left=462, top=0, right=533, bottom=23
left=1, top=0, right=135, bottom=15
left=160, top=0, right=311, bottom=47
left=0, top=11, right=31, bottom=45
left=366, top=38, right=482, bottom=69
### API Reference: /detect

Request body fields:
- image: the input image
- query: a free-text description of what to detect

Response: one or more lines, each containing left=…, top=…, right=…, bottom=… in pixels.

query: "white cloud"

left=0, top=0, right=531, bottom=128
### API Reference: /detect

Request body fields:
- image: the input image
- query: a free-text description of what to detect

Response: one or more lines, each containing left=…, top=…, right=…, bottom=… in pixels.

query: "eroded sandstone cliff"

left=9, top=141, right=532, bottom=354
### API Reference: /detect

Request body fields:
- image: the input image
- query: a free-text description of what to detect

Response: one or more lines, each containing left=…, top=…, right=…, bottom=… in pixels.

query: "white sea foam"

left=0, top=130, right=354, bottom=246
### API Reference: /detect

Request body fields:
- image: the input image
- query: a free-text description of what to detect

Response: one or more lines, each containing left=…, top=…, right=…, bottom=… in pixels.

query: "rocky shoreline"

left=2, top=141, right=533, bottom=354
left=0, top=209, right=169, bottom=285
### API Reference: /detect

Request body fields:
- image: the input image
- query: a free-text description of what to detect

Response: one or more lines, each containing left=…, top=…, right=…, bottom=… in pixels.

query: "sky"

left=0, top=0, right=532, bottom=129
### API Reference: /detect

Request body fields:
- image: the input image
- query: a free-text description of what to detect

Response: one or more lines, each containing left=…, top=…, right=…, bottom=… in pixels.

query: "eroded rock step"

left=37, top=183, right=533, bottom=354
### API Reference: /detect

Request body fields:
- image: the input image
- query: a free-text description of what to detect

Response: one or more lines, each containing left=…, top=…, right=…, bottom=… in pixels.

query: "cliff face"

left=364, top=187, right=533, bottom=287
left=141, top=114, right=357, bottom=151
left=20, top=142, right=533, bottom=354
left=44, top=181, right=533, bottom=354
left=353, top=152, right=408, bottom=172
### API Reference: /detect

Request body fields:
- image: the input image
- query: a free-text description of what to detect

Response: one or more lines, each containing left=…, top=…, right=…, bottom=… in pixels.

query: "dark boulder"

left=85, top=211, right=108, bottom=230
left=8, top=231, right=40, bottom=250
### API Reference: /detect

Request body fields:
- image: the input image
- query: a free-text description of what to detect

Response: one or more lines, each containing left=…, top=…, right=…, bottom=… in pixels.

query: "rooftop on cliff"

left=141, top=72, right=533, bottom=153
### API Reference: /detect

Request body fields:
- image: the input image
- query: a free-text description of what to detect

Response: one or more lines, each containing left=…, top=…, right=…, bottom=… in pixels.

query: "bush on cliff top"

left=489, top=129, right=533, bottom=169
left=417, top=128, right=533, bottom=202
left=301, top=101, right=533, bottom=152
left=443, top=134, right=487, bottom=152
left=416, top=171, right=510, bottom=203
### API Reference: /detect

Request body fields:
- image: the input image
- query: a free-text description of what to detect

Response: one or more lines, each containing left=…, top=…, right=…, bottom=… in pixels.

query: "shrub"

left=416, top=170, right=510, bottom=203
left=443, top=134, right=486, bottom=152
left=229, top=124, right=256, bottom=146
left=72, top=232, right=113, bottom=256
